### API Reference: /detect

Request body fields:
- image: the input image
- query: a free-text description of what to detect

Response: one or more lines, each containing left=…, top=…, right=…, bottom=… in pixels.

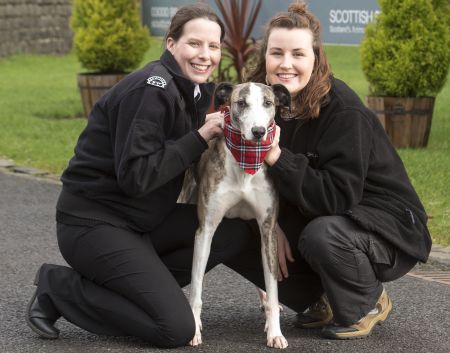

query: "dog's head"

left=214, top=82, right=291, bottom=141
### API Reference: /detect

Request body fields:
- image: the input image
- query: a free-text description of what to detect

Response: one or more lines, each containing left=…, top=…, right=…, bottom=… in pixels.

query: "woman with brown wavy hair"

left=228, top=2, right=431, bottom=340
left=247, top=3, right=331, bottom=120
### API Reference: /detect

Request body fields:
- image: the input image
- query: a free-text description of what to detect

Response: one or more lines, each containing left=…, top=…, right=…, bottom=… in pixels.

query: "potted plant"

left=360, top=0, right=450, bottom=148
left=71, top=0, right=150, bottom=118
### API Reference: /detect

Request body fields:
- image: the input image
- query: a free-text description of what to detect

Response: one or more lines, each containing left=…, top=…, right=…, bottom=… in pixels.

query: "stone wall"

left=0, top=0, right=72, bottom=57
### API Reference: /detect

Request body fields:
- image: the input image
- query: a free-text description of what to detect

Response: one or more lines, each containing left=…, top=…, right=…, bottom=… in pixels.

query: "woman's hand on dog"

left=276, top=222, right=295, bottom=281
left=265, top=125, right=282, bottom=166
left=198, top=112, right=224, bottom=141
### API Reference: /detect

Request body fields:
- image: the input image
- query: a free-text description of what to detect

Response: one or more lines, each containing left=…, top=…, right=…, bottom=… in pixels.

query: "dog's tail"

left=177, top=166, right=198, bottom=205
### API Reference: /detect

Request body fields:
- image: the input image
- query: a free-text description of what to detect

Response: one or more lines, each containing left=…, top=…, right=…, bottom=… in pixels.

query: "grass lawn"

left=0, top=37, right=164, bottom=173
left=0, top=41, right=448, bottom=246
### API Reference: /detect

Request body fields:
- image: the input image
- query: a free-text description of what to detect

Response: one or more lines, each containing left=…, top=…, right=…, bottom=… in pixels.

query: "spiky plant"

left=214, top=0, right=262, bottom=83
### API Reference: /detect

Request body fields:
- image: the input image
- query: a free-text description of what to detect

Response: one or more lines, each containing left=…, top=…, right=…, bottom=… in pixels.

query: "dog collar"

left=220, top=106, right=275, bottom=175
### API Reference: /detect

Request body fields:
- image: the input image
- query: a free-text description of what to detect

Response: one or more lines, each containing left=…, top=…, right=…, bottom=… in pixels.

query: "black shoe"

left=25, top=265, right=60, bottom=339
left=321, top=288, right=392, bottom=340
left=295, top=294, right=333, bottom=329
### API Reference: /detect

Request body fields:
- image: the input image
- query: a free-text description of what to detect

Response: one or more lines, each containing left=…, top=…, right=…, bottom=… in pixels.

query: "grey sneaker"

left=296, top=294, right=333, bottom=329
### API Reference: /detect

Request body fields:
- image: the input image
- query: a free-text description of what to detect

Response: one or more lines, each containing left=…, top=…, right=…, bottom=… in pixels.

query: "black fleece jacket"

left=58, top=50, right=214, bottom=232
left=269, top=77, right=431, bottom=262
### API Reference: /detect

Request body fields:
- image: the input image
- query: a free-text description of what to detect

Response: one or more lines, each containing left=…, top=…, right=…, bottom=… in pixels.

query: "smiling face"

left=265, top=28, right=315, bottom=96
left=166, top=18, right=221, bottom=84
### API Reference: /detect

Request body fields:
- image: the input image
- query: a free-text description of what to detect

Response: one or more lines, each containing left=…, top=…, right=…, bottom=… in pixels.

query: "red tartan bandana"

left=220, top=106, right=276, bottom=175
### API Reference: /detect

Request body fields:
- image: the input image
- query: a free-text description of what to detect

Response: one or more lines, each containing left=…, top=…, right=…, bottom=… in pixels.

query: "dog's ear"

left=271, top=84, right=291, bottom=111
left=214, top=82, right=234, bottom=110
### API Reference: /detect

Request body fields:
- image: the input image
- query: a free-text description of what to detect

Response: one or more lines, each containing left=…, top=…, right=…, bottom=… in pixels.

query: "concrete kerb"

left=427, top=245, right=450, bottom=266
left=0, top=158, right=61, bottom=185
left=1, top=158, right=449, bottom=267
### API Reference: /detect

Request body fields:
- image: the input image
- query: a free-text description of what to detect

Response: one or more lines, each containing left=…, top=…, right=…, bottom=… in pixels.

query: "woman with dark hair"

left=228, top=1, right=431, bottom=340
left=25, top=3, right=254, bottom=348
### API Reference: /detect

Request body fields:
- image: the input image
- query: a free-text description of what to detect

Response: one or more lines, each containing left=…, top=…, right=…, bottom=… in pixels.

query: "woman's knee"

left=298, top=216, right=350, bottom=260
left=151, top=309, right=196, bottom=348
left=160, top=323, right=195, bottom=348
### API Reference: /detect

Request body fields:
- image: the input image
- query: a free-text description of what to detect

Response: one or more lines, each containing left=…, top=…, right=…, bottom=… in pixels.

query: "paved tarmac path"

left=1, top=171, right=449, bottom=353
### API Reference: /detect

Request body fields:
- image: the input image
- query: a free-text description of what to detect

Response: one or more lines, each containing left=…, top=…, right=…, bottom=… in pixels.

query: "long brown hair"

left=247, top=2, right=331, bottom=119
left=164, top=3, right=225, bottom=44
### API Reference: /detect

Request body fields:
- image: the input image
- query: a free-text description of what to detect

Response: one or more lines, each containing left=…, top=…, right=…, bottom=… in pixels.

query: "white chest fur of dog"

left=187, top=82, right=291, bottom=349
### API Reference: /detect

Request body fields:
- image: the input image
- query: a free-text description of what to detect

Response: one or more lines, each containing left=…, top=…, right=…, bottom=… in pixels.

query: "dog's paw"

left=267, top=335, right=288, bottom=349
left=189, top=332, right=203, bottom=347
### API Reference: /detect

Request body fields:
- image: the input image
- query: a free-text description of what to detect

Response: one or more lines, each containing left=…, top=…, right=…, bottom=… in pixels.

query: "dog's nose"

left=251, top=126, right=266, bottom=139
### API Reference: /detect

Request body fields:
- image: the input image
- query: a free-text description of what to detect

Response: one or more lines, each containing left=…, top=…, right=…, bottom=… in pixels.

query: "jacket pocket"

left=367, top=235, right=394, bottom=266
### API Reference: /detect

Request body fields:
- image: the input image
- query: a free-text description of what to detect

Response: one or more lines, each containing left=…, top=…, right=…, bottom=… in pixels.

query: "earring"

left=265, top=75, right=270, bottom=86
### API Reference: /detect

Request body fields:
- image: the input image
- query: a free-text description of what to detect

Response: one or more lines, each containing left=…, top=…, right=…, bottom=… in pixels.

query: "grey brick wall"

left=0, top=0, right=72, bottom=57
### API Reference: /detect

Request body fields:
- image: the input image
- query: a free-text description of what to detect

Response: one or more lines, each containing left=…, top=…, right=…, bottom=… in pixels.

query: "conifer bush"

left=71, top=0, right=150, bottom=73
left=360, top=0, right=450, bottom=97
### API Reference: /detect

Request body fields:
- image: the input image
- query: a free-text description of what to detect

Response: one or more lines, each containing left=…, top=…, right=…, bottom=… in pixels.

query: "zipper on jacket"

left=405, top=208, right=415, bottom=224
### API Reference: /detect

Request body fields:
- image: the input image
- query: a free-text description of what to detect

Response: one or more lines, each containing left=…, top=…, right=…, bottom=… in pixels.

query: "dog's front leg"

left=259, top=216, right=288, bottom=349
left=189, top=225, right=214, bottom=347
left=261, top=254, right=287, bottom=348
left=257, top=288, right=283, bottom=312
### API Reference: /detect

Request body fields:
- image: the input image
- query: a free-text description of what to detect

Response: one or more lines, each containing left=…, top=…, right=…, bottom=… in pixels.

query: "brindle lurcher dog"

left=187, top=82, right=291, bottom=349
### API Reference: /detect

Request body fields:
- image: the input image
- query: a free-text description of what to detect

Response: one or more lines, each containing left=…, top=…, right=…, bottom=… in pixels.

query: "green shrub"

left=360, top=0, right=450, bottom=97
left=71, top=0, right=150, bottom=73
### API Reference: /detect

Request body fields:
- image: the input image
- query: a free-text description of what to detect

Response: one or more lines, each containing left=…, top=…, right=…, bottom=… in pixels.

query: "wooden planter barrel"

left=77, top=72, right=128, bottom=118
left=366, top=96, right=435, bottom=148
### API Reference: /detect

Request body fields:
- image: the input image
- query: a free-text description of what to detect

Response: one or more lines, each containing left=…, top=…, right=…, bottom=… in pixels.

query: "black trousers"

left=226, top=208, right=418, bottom=326
left=36, top=204, right=253, bottom=348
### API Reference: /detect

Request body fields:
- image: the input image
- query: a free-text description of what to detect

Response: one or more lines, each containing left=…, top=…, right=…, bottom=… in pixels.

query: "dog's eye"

left=264, top=100, right=274, bottom=107
left=237, top=99, right=247, bottom=108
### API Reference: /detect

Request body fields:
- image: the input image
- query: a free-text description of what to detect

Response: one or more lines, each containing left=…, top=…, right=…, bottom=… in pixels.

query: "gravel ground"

left=1, top=170, right=449, bottom=353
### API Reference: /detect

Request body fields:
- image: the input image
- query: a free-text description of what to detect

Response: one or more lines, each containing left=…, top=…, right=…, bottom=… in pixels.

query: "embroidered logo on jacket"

left=146, top=76, right=167, bottom=88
